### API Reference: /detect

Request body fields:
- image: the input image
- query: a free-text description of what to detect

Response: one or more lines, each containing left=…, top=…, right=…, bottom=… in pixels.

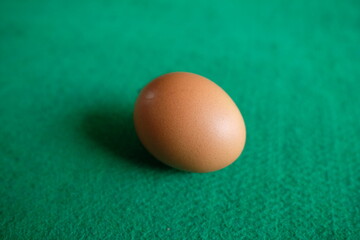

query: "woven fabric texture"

left=1, top=0, right=359, bottom=239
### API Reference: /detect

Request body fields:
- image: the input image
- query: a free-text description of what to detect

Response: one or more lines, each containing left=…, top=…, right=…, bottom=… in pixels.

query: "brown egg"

left=134, top=72, right=246, bottom=173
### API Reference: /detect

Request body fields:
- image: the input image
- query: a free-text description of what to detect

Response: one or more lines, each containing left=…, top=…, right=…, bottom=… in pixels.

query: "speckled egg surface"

left=134, top=72, right=246, bottom=173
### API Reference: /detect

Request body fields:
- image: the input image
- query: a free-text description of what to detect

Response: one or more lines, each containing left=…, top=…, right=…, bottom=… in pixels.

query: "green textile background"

left=1, top=0, right=360, bottom=239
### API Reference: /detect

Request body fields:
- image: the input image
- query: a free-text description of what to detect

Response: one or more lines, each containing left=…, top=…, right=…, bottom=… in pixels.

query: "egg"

left=134, top=72, right=246, bottom=173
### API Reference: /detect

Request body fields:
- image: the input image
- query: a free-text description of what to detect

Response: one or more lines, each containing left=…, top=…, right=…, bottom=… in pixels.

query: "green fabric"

left=1, top=0, right=360, bottom=239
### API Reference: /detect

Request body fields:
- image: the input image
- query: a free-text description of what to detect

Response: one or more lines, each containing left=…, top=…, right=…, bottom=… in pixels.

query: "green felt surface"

left=1, top=0, right=360, bottom=239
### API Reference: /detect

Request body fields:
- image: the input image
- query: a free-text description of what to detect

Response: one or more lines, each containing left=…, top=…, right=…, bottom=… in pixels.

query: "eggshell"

left=134, top=72, right=246, bottom=173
